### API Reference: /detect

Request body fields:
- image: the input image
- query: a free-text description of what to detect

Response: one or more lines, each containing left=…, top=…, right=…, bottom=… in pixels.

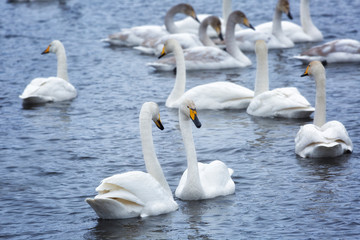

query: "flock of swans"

left=19, top=0, right=356, bottom=220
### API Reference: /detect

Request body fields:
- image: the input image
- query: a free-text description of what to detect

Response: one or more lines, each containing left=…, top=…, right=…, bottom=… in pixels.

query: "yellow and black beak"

left=287, top=11, right=293, bottom=20
left=218, top=30, right=224, bottom=41
left=193, top=15, right=200, bottom=23
left=189, top=108, right=201, bottom=128
left=158, top=46, right=166, bottom=59
left=155, top=114, right=164, bottom=130
left=41, top=45, right=50, bottom=55
left=301, top=65, right=310, bottom=77
left=244, top=18, right=255, bottom=31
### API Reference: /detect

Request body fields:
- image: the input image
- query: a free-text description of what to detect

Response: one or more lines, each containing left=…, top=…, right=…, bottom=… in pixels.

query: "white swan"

left=293, top=39, right=360, bottom=63
left=157, top=39, right=254, bottom=109
left=102, top=3, right=199, bottom=47
left=235, top=0, right=295, bottom=50
left=175, top=98, right=235, bottom=201
left=134, top=15, right=223, bottom=56
left=173, top=0, right=236, bottom=37
left=247, top=40, right=314, bottom=118
left=148, top=11, right=254, bottom=71
left=86, top=102, right=178, bottom=219
left=19, top=40, right=77, bottom=104
left=295, top=61, right=353, bottom=158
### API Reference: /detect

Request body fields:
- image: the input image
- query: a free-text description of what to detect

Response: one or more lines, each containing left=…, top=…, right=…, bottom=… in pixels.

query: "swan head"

left=180, top=99, right=202, bottom=128
left=142, top=102, right=164, bottom=130
left=41, top=40, right=64, bottom=55
left=173, top=3, right=199, bottom=23
left=277, top=0, right=293, bottom=20
left=228, top=11, right=255, bottom=31
left=158, top=39, right=180, bottom=59
left=301, top=61, right=325, bottom=79
left=205, top=16, right=224, bottom=41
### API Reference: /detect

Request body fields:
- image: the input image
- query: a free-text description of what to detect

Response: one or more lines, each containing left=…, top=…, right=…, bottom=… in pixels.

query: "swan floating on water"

left=102, top=3, right=199, bottom=47
left=175, top=98, right=235, bottom=201
left=246, top=40, right=314, bottom=118
left=19, top=40, right=77, bottom=104
left=293, top=39, right=360, bottom=63
left=148, top=11, right=255, bottom=71
left=295, top=61, right=353, bottom=158
left=86, top=102, right=178, bottom=219
left=156, top=39, right=254, bottom=109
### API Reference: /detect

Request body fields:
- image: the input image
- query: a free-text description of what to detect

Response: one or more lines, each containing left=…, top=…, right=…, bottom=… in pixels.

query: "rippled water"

left=1, top=0, right=359, bottom=239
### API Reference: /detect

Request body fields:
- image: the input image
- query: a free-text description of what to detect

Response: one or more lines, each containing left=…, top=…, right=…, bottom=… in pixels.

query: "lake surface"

left=1, top=0, right=359, bottom=239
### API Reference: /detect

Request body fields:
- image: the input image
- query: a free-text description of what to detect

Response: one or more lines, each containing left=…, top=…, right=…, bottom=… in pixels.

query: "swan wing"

left=19, top=77, right=76, bottom=103
left=247, top=87, right=314, bottom=118
left=182, top=81, right=254, bottom=110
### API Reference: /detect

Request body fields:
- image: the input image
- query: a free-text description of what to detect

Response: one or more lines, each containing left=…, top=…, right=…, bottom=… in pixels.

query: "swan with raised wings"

left=246, top=40, right=314, bottom=118
left=295, top=61, right=353, bottom=158
left=19, top=40, right=77, bottom=104
left=147, top=11, right=255, bottom=71
left=175, top=99, right=235, bottom=201
left=157, top=39, right=254, bottom=109
left=86, top=102, right=178, bottom=219
left=102, top=3, right=199, bottom=46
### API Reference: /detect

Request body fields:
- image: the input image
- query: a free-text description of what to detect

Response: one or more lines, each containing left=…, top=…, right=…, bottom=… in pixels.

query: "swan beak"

left=158, top=47, right=166, bottom=59
left=301, top=65, right=310, bottom=77
left=155, top=117, right=164, bottom=130
left=42, top=45, right=50, bottom=55
left=243, top=18, right=255, bottom=31
left=190, top=108, right=202, bottom=128
left=193, top=15, right=200, bottom=23
left=218, top=32, right=224, bottom=41
left=287, top=11, right=293, bottom=20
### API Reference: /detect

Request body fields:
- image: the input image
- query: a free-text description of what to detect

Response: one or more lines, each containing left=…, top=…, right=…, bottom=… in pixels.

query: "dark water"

left=1, top=0, right=360, bottom=239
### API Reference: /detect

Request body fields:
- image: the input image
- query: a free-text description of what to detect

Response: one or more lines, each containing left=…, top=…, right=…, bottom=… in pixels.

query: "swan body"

left=157, top=39, right=254, bottom=109
left=19, top=40, right=77, bottom=104
left=293, top=39, right=360, bottom=63
left=86, top=102, right=178, bottom=219
left=102, top=4, right=199, bottom=46
left=175, top=99, right=235, bottom=201
left=235, top=0, right=295, bottom=50
left=148, top=12, right=254, bottom=71
left=295, top=61, right=353, bottom=158
left=247, top=40, right=314, bottom=118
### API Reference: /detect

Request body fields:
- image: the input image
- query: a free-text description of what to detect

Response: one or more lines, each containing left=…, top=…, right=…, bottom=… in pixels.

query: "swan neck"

left=165, top=7, right=179, bottom=33
left=225, top=16, right=249, bottom=62
left=140, top=108, right=172, bottom=195
left=272, top=7, right=283, bottom=37
left=179, top=110, right=202, bottom=189
left=254, top=46, right=269, bottom=96
left=166, top=45, right=186, bottom=106
left=199, top=19, right=216, bottom=47
left=56, top=46, right=69, bottom=81
left=300, top=0, right=314, bottom=33
left=222, top=0, right=232, bottom=25
left=314, top=72, right=326, bottom=127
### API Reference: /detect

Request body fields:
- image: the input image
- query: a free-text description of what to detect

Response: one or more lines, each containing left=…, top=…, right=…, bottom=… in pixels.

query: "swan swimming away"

left=134, top=15, right=224, bottom=56
left=86, top=102, right=178, bottom=219
left=19, top=40, right=77, bottom=104
left=293, top=39, right=360, bottom=63
left=246, top=40, right=314, bottom=118
left=102, top=3, right=199, bottom=47
left=235, top=0, right=295, bottom=50
left=175, top=98, right=235, bottom=201
left=295, top=61, right=353, bottom=158
left=147, top=11, right=255, bottom=71
left=156, top=39, right=254, bottom=109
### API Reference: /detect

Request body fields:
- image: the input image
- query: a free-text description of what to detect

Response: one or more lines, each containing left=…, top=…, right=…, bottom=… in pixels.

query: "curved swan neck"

left=225, top=14, right=249, bottom=63
left=300, top=0, right=316, bottom=34
left=166, top=44, right=186, bottom=106
left=199, top=18, right=216, bottom=47
left=140, top=106, right=172, bottom=195
left=272, top=7, right=284, bottom=38
left=314, top=71, right=326, bottom=127
left=165, top=6, right=180, bottom=33
left=222, top=0, right=232, bottom=25
left=56, top=45, right=69, bottom=81
left=254, top=43, right=269, bottom=96
left=179, top=109, right=202, bottom=190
